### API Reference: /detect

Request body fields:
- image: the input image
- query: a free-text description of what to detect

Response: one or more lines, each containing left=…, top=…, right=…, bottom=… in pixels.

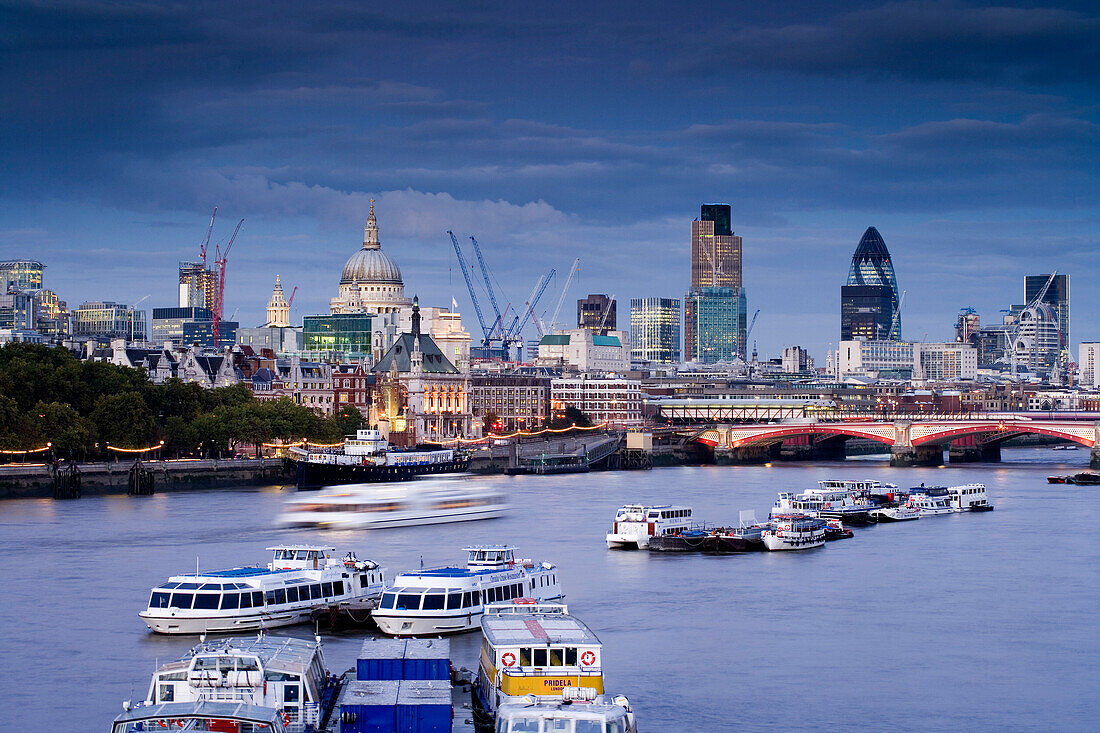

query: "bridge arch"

left=725, top=424, right=896, bottom=448
left=911, top=422, right=1096, bottom=447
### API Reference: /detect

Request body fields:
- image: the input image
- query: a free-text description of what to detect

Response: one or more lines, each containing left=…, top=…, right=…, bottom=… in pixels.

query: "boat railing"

left=498, top=668, right=603, bottom=679
left=485, top=601, right=568, bottom=616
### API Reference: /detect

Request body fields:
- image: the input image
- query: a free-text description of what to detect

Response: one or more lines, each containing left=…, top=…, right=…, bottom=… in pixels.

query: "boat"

left=276, top=481, right=507, bottom=529
left=1053, top=444, right=1079, bottom=451
left=946, top=483, right=993, bottom=511
left=112, top=701, right=289, bottom=733
left=646, top=509, right=766, bottom=553
left=140, top=545, right=386, bottom=635
left=1048, top=475, right=1074, bottom=484
left=605, top=504, right=693, bottom=549
left=762, top=514, right=826, bottom=551
left=771, top=488, right=875, bottom=525
left=824, top=518, right=854, bottom=540
left=1073, top=472, right=1100, bottom=485
left=138, top=635, right=339, bottom=731
left=474, top=601, right=606, bottom=721
left=871, top=504, right=922, bottom=522
left=373, top=546, right=563, bottom=637
left=907, top=488, right=956, bottom=515
left=292, top=429, right=470, bottom=489
left=495, top=688, right=637, bottom=733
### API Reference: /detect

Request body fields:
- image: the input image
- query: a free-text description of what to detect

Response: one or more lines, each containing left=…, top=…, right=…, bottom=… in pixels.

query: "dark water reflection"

left=1, top=447, right=1096, bottom=732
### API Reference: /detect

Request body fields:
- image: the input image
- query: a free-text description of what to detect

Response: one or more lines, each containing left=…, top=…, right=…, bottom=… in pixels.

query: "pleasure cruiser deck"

left=112, top=701, right=289, bottom=733
left=475, top=602, right=606, bottom=720
left=277, top=481, right=508, bottom=529
left=373, top=546, right=563, bottom=637
left=605, top=504, right=693, bottom=549
left=140, top=635, right=338, bottom=732
left=140, top=545, right=386, bottom=634
left=494, top=687, right=637, bottom=733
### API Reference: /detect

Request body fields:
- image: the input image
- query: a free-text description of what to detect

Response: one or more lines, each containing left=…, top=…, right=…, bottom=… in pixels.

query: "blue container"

left=402, top=638, right=450, bottom=681
left=395, top=680, right=452, bottom=733
left=338, top=680, right=400, bottom=733
left=357, top=638, right=408, bottom=681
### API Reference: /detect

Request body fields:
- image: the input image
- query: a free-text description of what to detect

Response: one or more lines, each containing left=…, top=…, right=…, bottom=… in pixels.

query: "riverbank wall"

left=0, top=458, right=290, bottom=499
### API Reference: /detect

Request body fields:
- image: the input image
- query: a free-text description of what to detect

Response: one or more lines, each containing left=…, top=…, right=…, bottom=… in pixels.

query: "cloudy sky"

left=1, top=0, right=1097, bottom=359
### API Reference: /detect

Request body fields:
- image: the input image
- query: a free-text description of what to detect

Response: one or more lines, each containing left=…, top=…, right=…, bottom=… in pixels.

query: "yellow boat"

left=474, top=600, right=605, bottom=717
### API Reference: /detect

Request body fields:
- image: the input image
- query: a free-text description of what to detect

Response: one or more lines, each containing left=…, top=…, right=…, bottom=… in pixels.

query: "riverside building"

left=630, top=297, right=681, bottom=365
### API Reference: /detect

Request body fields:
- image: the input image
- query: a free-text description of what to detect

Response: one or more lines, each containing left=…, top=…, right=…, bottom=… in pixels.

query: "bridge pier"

left=948, top=435, right=1001, bottom=463
left=714, top=444, right=777, bottom=465
left=778, top=435, right=846, bottom=461
left=1092, top=446, right=1100, bottom=470
left=890, top=444, right=944, bottom=467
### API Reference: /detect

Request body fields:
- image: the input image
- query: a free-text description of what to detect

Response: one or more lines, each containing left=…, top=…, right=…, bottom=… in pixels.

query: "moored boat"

left=494, top=688, right=637, bottom=733
left=140, top=545, right=385, bottom=635
left=474, top=601, right=606, bottom=721
left=112, top=701, right=290, bottom=733
left=824, top=518, right=854, bottom=540
left=771, top=487, right=874, bottom=525
left=605, top=504, right=693, bottom=549
left=277, top=481, right=508, bottom=529
left=908, top=488, right=956, bottom=516
left=1073, top=472, right=1100, bottom=485
left=872, top=504, right=922, bottom=522
left=293, top=429, right=470, bottom=490
left=946, top=483, right=993, bottom=511
left=139, top=634, right=339, bottom=731
left=762, top=514, right=826, bottom=551
left=373, top=546, right=563, bottom=637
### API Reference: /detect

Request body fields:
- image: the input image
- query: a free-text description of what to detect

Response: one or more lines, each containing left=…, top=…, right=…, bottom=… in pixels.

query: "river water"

left=2, top=447, right=1097, bottom=732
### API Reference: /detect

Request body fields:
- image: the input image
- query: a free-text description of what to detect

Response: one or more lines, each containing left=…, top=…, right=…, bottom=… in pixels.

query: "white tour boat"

left=947, top=483, right=991, bottom=511
left=113, top=701, right=289, bottom=733
left=373, top=546, right=563, bottom=637
left=872, top=504, right=922, bottom=522
left=276, top=481, right=507, bottom=529
left=771, top=488, right=874, bottom=524
left=907, top=488, right=957, bottom=515
left=475, top=601, right=607, bottom=720
left=605, top=504, right=693, bottom=549
left=762, top=515, right=827, bottom=551
left=140, top=545, right=386, bottom=635
left=495, top=688, right=637, bottom=733
left=139, top=634, right=337, bottom=731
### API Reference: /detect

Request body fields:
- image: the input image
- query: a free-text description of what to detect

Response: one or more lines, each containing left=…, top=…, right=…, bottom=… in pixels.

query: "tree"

left=332, top=405, right=366, bottom=438
left=29, top=401, right=94, bottom=457
left=482, top=411, right=501, bottom=434
left=90, top=391, right=155, bottom=450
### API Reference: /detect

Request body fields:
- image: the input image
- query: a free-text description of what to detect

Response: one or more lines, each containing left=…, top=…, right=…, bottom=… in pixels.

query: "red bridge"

left=691, top=418, right=1100, bottom=467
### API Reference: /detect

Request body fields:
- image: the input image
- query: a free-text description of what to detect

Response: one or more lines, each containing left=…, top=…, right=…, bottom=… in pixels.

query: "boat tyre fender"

left=502, top=652, right=516, bottom=667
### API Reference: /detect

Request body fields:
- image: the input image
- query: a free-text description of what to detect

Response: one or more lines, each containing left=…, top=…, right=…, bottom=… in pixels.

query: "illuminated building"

left=841, top=227, right=900, bottom=341
left=629, top=297, right=680, bottom=364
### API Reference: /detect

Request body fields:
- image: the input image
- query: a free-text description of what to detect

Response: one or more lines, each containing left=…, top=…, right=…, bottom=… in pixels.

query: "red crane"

left=288, top=285, right=298, bottom=307
left=212, top=219, right=243, bottom=347
left=199, top=206, right=217, bottom=268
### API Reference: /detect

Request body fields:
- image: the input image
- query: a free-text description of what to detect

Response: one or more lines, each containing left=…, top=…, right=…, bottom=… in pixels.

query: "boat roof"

left=497, top=699, right=627, bottom=721
left=266, top=545, right=336, bottom=552
left=482, top=611, right=601, bottom=647
left=113, top=701, right=284, bottom=729
left=162, top=567, right=298, bottom=583
left=395, top=565, right=525, bottom=579
left=158, top=636, right=322, bottom=673
left=464, top=545, right=518, bottom=552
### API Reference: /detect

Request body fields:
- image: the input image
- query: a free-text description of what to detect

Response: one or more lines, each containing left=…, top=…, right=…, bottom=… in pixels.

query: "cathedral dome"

left=340, top=201, right=403, bottom=285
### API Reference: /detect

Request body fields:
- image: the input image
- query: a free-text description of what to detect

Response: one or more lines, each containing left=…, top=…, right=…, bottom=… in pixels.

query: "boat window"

left=322, top=582, right=333, bottom=597
left=158, top=684, right=173, bottom=703
left=252, top=591, right=263, bottom=606
left=576, top=722, right=603, bottom=733
left=266, top=590, right=277, bottom=606
left=239, top=593, right=253, bottom=609
left=605, top=718, right=627, bottom=733
left=310, top=584, right=322, bottom=599
left=519, top=648, right=532, bottom=666
left=285, top=684, right=300, bottom=703
left=221, top=593, right=240, bottom=610
left=177, top=583, right=200, bottom=590
left=473, top=590, right=481, bottom=606
left=532, top=648, right=547, bottom=666
left=501, top=717, right=539, bottom=733
left=159, top=582, right=181, bottom=590
left=422, top=594, right=445, bottom=610
left=380, top=593, right=396, bottom=609
left=286, top=587, right=300, bottom=603
left=193, top=593, right=220, bottom=610
left=447, top=593, right=462, bottom=610
left=170, top=593, right=193, bottom=609
left=274, top=588, right=286, bottom=605
left=396, top=593, right=422, bottom=611
left=295, top=550, right=309, bottom=560
left=149, top=592, right=171, bottom=608
left=549, top=648, right=564, bottom=666
left=565, top=648, right=577, bottom=665
left=199, top=583, right=221, bottom=591
left=546, top=720, right=570, bottom=733
left=334, top=581, right=344, bottom=596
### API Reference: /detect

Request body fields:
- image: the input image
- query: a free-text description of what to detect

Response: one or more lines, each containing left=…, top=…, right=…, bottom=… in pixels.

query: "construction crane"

left=469, top=236, right=504, bottom=338
left=597, top=294, right=616, bottom=334
left=1008, top=271, right=1057, bottom=378
left=199, top=206, right=217, bottom=268
left=212, top=218, right=243, bottom=348
left=524, top=270, right=554, bottom=338
left=548, top=258, right=580, bottom=333
left=287, top=285, right=297, bottom=307
left=447, top=231, right=491, bottom=345
left=888, top=290, right=906, bottom=340
left=745, top=309, right=760, bottom=341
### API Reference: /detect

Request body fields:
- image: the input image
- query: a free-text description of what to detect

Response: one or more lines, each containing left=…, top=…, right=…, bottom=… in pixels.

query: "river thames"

left=2, top=447, right=1097, bottom=732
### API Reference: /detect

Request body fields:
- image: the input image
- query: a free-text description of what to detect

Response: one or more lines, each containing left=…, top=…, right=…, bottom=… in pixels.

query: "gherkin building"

left=844, top=226, right=900, bottom=340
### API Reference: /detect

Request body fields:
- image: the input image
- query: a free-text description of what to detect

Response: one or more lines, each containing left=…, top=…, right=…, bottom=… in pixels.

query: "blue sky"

left=1, top=0, right=1097, bottom=360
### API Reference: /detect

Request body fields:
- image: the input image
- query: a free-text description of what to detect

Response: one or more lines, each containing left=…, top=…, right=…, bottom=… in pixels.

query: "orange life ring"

left=782, top=524, right=791, bottom=531
left=581, top=650, right=596, bottom=666
left=282, top=711, right=291, bottom=726
left=501, top=652, right=516, bottom=667
left=776, top=531, right=784, bottom=537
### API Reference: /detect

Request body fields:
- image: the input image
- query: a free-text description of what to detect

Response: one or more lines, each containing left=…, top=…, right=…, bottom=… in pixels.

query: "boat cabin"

left=946, top=483, right=989, bottom=509
left=146, top=636, right=330, bottom=730
left=477, top=602, right=604, bottom=714
left=495, top=689, right=636, bottom=733
left=345, top=429, right=388, bottom=456
left=466, top=545, right=518, bottom=568
left=267, top=545, right=337, bottom=571
left=113, top=701, right=288, bottom=733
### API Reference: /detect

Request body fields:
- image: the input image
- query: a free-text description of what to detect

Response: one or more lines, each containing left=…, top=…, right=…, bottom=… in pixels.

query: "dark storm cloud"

left=673, top=1, right=1100, bottom=84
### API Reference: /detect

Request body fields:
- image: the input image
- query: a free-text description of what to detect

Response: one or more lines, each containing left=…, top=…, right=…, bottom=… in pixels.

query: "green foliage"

left=0, top=343, right=344, bottom=459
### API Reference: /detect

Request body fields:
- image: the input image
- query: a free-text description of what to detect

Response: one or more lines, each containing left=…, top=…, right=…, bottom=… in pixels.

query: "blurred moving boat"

left=277, top=481, right=507, bottom=529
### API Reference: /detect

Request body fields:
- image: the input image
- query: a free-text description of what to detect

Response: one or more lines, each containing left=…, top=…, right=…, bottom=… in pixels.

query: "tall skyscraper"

left=686, top=204, right=747, bottom=361
left=1024, top=274, right=1069, bottom=349
left=840, top=227, right=900, bottom=341
left=577, top=294, right=615, bottom=333
left=691, top=204, right=742, bottom=288
left=0, top=260, right=44, bottom=290
left=178, top=261, right=218, bottom=310
left=630, top=297, right=681, bottom=364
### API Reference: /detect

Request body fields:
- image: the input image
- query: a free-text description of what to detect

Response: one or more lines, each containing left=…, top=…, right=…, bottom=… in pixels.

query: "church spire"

left=363, top=198, right=380, bottom=250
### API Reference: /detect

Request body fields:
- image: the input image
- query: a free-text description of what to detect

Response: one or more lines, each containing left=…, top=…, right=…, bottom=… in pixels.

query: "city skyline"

left=1, top=1, right=1097, bottom=360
